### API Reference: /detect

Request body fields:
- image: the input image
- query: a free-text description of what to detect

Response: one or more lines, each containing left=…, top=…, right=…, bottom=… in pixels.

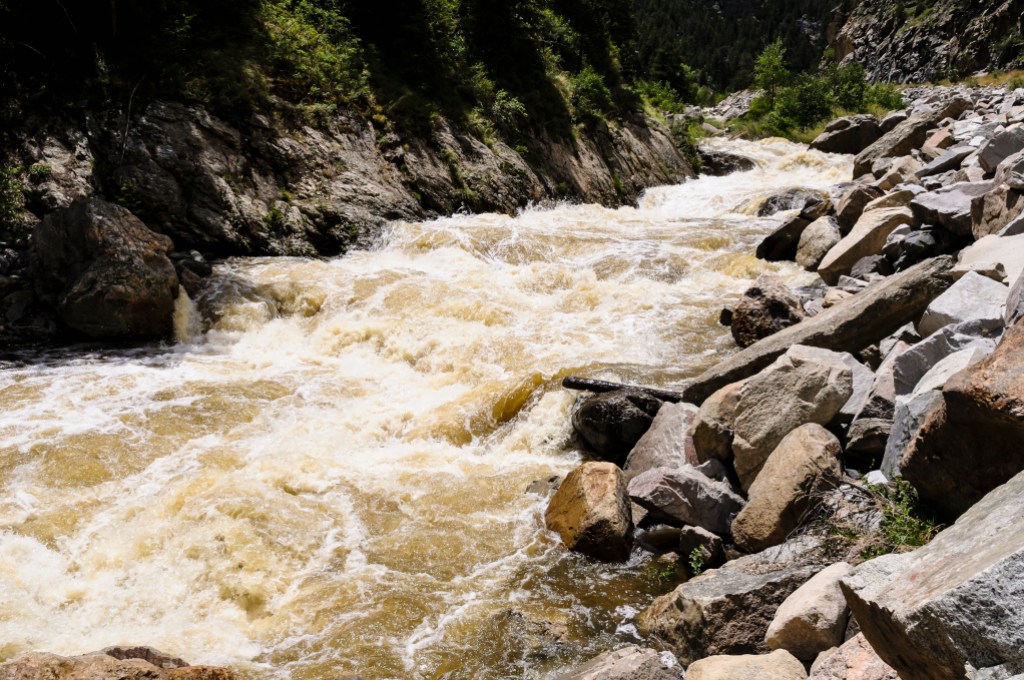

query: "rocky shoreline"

left=548, top=83, right=1024, bottom=679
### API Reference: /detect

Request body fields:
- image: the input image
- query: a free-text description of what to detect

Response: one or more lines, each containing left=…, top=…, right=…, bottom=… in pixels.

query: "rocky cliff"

left=832, top=0, right=1024, bottom=83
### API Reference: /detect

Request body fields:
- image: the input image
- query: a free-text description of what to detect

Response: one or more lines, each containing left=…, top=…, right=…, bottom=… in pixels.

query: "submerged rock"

left=571, top=389, right=663, bottom=464
left=730, top=274, right=807, bottom=348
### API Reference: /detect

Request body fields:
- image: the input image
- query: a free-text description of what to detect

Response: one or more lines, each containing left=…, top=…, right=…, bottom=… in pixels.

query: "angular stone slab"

left=818, top=208, right=914, bottom=285
left=623, top=402, right=699, bottom=481
left=683, top=257, right=956, bottom=405
left=917, top=271, right=1008, bottom=337
left=627, top=465, right=744, bottom=534
left=555, top=645, right=681, bottom=680
left=909, top=181, right=994, bottom=236
left=766, top=562, right=852, bottom=661
left=686, top=649, right=808, bottom=680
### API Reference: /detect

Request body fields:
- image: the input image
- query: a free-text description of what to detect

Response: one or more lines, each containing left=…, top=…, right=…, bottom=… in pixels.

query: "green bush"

left=865, top=82, right=905, bottom=110
left=0, top=164, right=24, bottom=230
left=636, top=80, right=689, bottom=114
left=570, top=65, right=615, bottom=121
left=776, top=74, right=833, bottom=128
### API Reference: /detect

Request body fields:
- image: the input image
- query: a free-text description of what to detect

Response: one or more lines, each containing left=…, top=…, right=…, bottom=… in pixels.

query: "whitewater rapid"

left=0, top=138, right=850, bottom=679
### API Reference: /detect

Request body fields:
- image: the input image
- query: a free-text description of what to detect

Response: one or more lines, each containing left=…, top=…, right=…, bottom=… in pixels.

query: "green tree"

left=754, top=38, right=789, bottom=109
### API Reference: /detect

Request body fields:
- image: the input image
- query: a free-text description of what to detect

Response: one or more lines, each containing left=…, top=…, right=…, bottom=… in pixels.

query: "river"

left=0, top=139, right=849, bottom=679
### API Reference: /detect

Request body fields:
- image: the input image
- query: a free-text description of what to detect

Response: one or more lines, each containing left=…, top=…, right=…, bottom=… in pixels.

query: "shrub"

left=570, top=65, right=615, bottom=121
left=865, top=82, right=905, bottom=110
left=0, top=164, right=24, bottom=230
left=754, top=38, right=790, bottom=109
left=636, top=79, right=688, bottom=114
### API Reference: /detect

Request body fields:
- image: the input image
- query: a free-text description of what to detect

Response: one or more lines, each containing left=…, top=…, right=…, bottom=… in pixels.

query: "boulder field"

left=551, top=84, right=1024, bottom=679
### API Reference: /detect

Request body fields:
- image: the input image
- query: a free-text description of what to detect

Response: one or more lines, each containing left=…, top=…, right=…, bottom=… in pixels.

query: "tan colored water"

left=0, top=139, right=849, bottom=679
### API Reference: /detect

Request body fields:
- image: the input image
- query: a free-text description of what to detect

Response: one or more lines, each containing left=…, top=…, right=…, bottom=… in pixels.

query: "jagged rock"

left=679, top=525, right=725, bottom=570
left=692, top=380, right=746, bottom=464
left=627, top=465, right=744, bottom=534
left=900, top=323, right=1024, bottom=518
left=819, top=208, right=915, bottom=286
left=806, top=634, right=898, bottom=680
left=978, top=124, right=1024, bottom=173
left=0, top=650, right=241, bottom=680
left=853, top=114, right=941, bottom=178
left=686, top=650, right=807, bottom=680
left=886, top=225, right=962, bottom=273
left=909, top=181, right=993, bottom=235
left=758, top=189, right=828, bottom=217
left=874, top=156, right=923, bottom=191
left=972, top=184, right=1024, bottom=239
left=732, top=424, right=842, bottom=552
left=572, top=389, right=663, bottom=464
left=841, top=467, right=1024, bottom=680
left=909, top=344, right=990, bottom=398
left=995, top=150, right=1024, bottom=190
left=766, top=562, right=853, bottom=661
left=917, top=271, right=1008, bottom=337
left=798, top=217, right=843, bottom=270
left=623, top=402, right=699, bottom=481
left=893, top=317, right=1002, bottom=396
left=836, top=185, right=884, bottom=232
left=31, top=197, right=179, bottom=338
left=862, top=187, right=922, bottom=213
left=699, top=150, right=757, bottom=176
left=758, top=215, right=813, bottom=262
left=545, top=462, right=634, bottom=562
left=849, top=255, right=893, bottom=280
left=555, top=645, right=681, bottom=680
left=879, top=111, right=907, bottom=133
left=880, top=390, right=943, bottom=478
left=838, top=354, right=875, bottom=425
left=730, top=346, right=852, bottom=490
left=923, top=127, right=955, bottom=152
left=683, top=257, right=956, bottom=405
left=1006, top=272, right=1024, bottom=326
left=952, top=234, right=1024, bottom=282
left=486, top=609, right=570, bottom=662
left=810, top=116, right=883, bottom=155
left=914, top=146, right=974, bottom=178
left=730, top=274, right=806, bottom=348
left=846, top=341, right=909, bottom=465
left=636, top=537, right=827, bottom=664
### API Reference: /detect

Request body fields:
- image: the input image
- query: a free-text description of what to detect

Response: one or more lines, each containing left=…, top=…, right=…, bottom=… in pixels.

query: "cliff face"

left=832, top=0, right=1024, bottom=83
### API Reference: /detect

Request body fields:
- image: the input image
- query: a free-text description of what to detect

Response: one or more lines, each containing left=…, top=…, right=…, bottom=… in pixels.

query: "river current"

left=0, top=139, right=849, bottom=679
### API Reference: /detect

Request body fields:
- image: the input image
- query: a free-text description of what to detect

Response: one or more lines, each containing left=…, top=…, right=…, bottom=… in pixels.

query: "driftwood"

left=561, top=376, right=687, bottom=403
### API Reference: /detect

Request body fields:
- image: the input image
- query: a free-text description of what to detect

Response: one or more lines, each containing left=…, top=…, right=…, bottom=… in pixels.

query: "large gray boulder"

left=691, top=380, right=745, bottom=464
left=879, top=390, right=944, bottom=479
left=636, top=537, right=827, bottom=664
left=852, top=102, right=969, bottom=178
left=622, top=402, right=699, bottom=481
left=909, top=181, right=994, bottom=236
left=917, top=271, right=1008, bottom=337
left=757, top=215, right=812, bottom=262
left=810, top=115, right=883, bottom=155
left=545, top=462, right=634, bottom=562
left=554, top=646, right=681, bottom=680
left=892, top=318, right=1002, bottom=396
left=572, top=389, right=663, bottom=464
left=730, top=274, right=807, bottom=348
left=1007, top=272, right=1024, bottom=326
left=818, top=208, right=915, bottom=285
left=971, top=184, right=1024, bottom=239
left=730, top=346, right=853, bottom=490
left=758, top=189, right=828, bottom=217
left=31, top=197, right=179, bottom=338
left=627, top=465, right=744, bottom=534
left=914, top=146, right=974, bottom=179
left=766, top=562, right=853, bottom=661
left=978, top=124, right=1024, bottom=174
left=836, top=185, right=884, bottom=232
left=797, top=217, right=843, bottom=271
left=952, top=233, right=1024, bottom=283
left=840, top=467, right=1024, bottom=680
left=683, top=257, right=956, bottom=405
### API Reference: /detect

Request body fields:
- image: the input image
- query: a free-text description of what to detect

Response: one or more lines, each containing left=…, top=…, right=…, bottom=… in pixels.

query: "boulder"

left=627, top=466, right=744, bottom=534
left=759, top=189, right=828, bottom=217
left=818, top=208, right=915, bottom=285
left=879, top=390, right=943, bottom=478
left=917, top=271, right=1008, bottom=337
left=0, top=650, right=241, bottom=680
left=810, top=116, right=883, bottom=155
left=874, top=156, right=922, bottom=191
left=545, top=462, right=634, bottom=562
left=879, top=110, right=907, bottom=133
left=836, top=185, right=884, bottom=232
left=923, top=127, right=955, bottom=152
left=909, top=181, right=993, bottom=235
left=766, top=562, right=853, bottom=660
left=683, top=257, right=955, bottom=405
left=849, top=255, right=893, bottom=280
left=893, top=317, right=1002, bottom=396
left=1007, top=272, right=1024, bottom=326
left=840, top=467, right=1024, bottom=680
left=900, top=323, right=1024, bottom=518
left=952, top=233, right=1024, bottom=283
left=679, top=525, right=726, bottom=570
left=971, top=184, right=1024, bottom=239
left=555, top=646, right=681, bottom=680
left=730, top=274, right=806, bottom=348
left=862, top=187, right=922, bottom=213
left=757, top=215, right=812, bottom=262
left=845, top=342, right=909, bottom=465
left=699, top=150, right=758, bottom=176
left=636, top=537, right=827, bottom=664
left=995, top=150, right=1024, bottom=190
left=691, top=380, right=745, bottom=464
left=730, top=347, right=852, bottom=490
left=806, top=634, right=898, bottom=680
left=31, top=197, right=179, bottom=337
left=686, top=650, right=807, bottom=680
left=853, top=114, right=939, bottom=178
left=978, top=124, right=1024, bottom=173
left=798, top=217, right=843, bottom=270
left=908, top=344, right=990, bottom=398
left=913, top=146, right=974, bottom=179
left=886, top=225, right=962, bottom=273
left=623, top=402, right=699, bottom=481
left=732, top=424, right=843, bottom=552
left=572, top=389, right=663, bottom=464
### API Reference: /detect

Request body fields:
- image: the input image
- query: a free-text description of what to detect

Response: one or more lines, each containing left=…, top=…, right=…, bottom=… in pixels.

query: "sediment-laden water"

left=0, top=139, right=850, bottom=679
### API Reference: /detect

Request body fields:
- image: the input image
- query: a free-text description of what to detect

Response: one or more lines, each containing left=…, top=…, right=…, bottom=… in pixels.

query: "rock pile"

left=553, top=84, right=1024, bottom=679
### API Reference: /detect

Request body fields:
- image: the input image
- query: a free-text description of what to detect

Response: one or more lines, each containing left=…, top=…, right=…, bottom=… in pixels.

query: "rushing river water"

left=0, top=139, right=849, bottom=679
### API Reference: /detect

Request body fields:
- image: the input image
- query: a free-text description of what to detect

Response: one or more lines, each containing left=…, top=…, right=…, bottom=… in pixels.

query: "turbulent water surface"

left=0, top=139, right=849, bottom=679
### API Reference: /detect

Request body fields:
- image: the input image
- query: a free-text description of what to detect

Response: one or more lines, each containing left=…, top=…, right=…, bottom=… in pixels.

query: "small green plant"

left=27, top=163, right=52, bottom=182
left=264, top=206, right=285, bottom=228
left=860, top=479, right=940, bottom=560
left=570, top=66, right=615, bottom=122
left=688, top=547, right=705, bottom=576
left=0, top=163, right=24, bottom=229
left=649, top=560, right=678, bottom=584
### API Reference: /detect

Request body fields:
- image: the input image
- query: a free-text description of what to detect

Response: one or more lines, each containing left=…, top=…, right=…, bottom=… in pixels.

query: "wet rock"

left=555, top=645, right=681, bottom=680
left=571, top=389, right=663, bottom=464
left=699, top=150, right=757, bottom=176
left=678, top=525, right=725, bottom=570
left=31, top=197, right=179, bottom=338
left=917, top=271, right=1008, bottom=337
left=818, top=208, right=915, bottom=285
left=636, top=536, right=827, bottom=664
left=909, top=181, right=993, bottom=235
left=759, top=189, right=828, bottom=217
left=682, top=257, right=956, bottom=406
left=488, top=609, right=570, bottom=662
left=798, top=217, right=843, bottom=271
left=730, top=346, right=852, bottom=490
left=0, top=650, right=242, bottom=680
left=900, top=323, right=1024, bottom=518
left=686, top=649, right=807, bottom=680
left=627, top=465, right=744, bottom=534
left=732, top=424, right=843, bottom=552
left=766, top=562, right=853, bottom=661
left=840, top=467, right=1024, bottom=680
left=810, top=116, right=883, bottom=155
left=757, top=215, right=813, bottom=262
left=692, top=380, right=745, bottom=464
left=636, top=525, right=684, bottom=554
left=526, top=476, right=562, bottom=496
left=545, top=462, right=634, bottom=562
left=623, top=402, right=699, bottom=481
left=806, top=634, right=898, bottom=680
left=836, top=185, right=884, bottom=232
left=978, top=124, right=1024, bottom=174
left=730, top=274, right=806, bottom=348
